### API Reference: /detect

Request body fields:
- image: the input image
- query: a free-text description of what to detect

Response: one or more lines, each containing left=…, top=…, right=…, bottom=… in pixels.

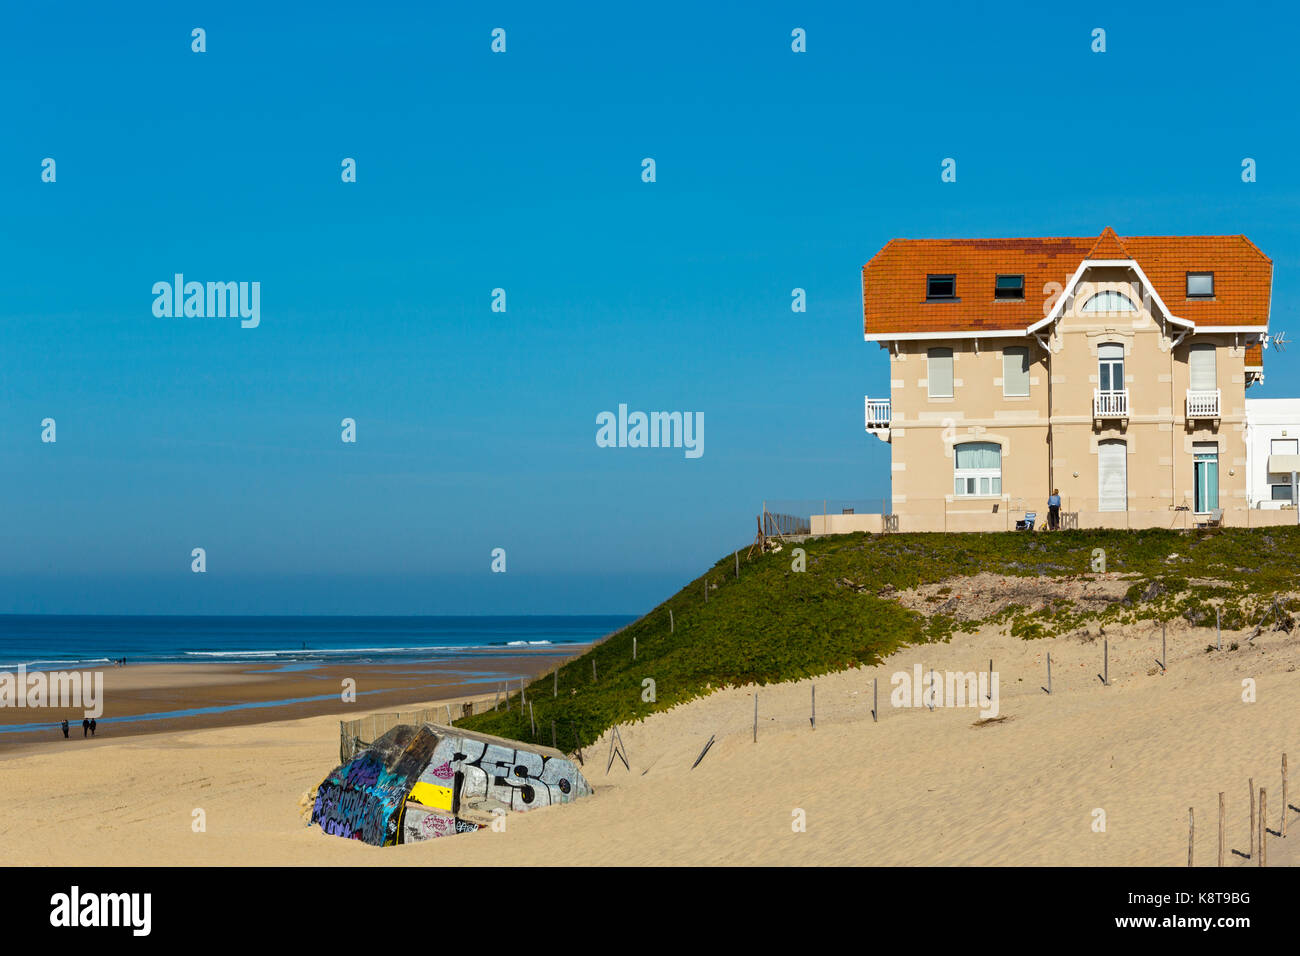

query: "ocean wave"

left=182, top=646, right=485, bottom=657
left=0, top=658, right=114, bottom=670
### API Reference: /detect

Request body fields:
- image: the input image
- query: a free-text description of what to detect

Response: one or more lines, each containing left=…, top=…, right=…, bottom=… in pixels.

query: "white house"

left=1244, top=398, right=1300, bottom=510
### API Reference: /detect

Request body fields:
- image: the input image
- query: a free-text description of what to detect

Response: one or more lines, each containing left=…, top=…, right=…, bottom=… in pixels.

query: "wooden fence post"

left=1218, top=792, right=1225, bottom=867
left=553, top=670, right=557, bottom=698
left=1283, top=754, right=1289, bottom=839
left=669, top=609, right=674, bottom=633
left=1260, top=788, right=1268, bottom=867
left=1188, top=808, right=1194, bottom=867
left=1250, top=779, right=1256, bottom=859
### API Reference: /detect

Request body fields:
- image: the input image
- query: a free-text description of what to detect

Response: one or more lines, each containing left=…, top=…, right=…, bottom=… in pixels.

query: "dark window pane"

left=995, top=275, right=1024, bottom=299
left=927, top=275, right=955, bottom=298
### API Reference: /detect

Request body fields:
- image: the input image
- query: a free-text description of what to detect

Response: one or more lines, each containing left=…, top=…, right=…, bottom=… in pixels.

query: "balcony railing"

left=864, top=397, right=891, bottom=430
left=1186, top=388, right=1221, bottom=419
left=1093, top=389, right=1129, bottom=419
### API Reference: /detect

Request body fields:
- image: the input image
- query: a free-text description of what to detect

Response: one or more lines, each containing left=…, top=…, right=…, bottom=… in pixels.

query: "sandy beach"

left=2, top=616, right=1297, bottom=866
left=0, top=650, right=570, bottom=746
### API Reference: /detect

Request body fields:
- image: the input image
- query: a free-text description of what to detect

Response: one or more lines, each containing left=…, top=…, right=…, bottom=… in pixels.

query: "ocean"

left=0, top=615, right=635, bottom=671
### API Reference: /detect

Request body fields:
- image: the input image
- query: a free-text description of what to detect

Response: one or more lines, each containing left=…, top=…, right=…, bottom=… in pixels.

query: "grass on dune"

left=456, top=526, right=1300, bottom=749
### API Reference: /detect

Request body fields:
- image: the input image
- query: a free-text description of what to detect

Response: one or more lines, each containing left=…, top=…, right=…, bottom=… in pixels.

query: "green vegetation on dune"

left=457, top=527, right=1300, bottom=749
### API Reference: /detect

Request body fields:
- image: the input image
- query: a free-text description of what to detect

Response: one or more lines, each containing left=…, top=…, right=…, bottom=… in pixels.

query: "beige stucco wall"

left=884, top=267, right=1252, bottom=521
left=810, top=513, right=884, bottom=535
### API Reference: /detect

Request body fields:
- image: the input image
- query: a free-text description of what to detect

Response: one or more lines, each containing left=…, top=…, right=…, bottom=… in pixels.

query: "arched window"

left=954, top=441, right=1001, bottom=497
left=1081, top=290, right=1137, bottom=313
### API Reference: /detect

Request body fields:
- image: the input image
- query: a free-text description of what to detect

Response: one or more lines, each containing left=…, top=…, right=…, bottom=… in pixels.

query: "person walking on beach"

left=61, top=719, right=69, bottom=739
left=89, top=718, right=97, bottom=737
left=82, top=717, right=89, bottom=738
left=1047, top=488, right=1061, bottom=531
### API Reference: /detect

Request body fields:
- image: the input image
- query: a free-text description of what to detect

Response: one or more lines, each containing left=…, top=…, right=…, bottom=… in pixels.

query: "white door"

left=1098, top=440, right=1127, bottom=512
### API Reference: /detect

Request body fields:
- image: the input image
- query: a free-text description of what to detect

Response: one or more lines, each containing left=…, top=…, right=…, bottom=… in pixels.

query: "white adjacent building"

left=1244, top=398, right=1300, bottom=511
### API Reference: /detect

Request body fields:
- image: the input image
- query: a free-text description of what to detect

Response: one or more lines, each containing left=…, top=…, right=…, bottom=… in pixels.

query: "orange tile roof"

left=1086, top=226, right=1131, bottom=260
left=1245, top=341, right=1263, bottom=367
left=863, top=229, right=1272, bottom=338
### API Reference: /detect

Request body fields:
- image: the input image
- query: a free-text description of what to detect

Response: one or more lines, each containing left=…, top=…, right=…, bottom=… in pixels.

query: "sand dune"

left=2, top=620, right=1297, bottom=866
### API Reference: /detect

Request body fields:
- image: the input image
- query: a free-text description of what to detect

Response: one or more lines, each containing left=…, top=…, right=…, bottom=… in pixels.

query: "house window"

left=1081, top=290, right=1138, bottom=313
left=1002, top=347, right=1030, bottom=397
left=1270, top=439, right=1298, bottom=455
left=1194, top=442, right=1219, bottom=514
left=954, top=442, right=1001, bottom=497
left=927, top=347, right=954, bottom=398
left=1098, top=343, right=1125, bottom=393
left=1187, top=272, right=1215, bottom=298
left=995, top=275, right=1025, bottom=300
left=1188, top=343, right=1217, bottom=391
left=1270, top=480, right=1295, bottom=502
left=926, top=275, right=956, bottom=299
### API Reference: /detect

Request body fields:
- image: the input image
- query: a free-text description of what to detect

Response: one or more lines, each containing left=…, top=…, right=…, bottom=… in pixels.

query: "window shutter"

left=928, top=348, right=953, bottom=397
left=1003, top=347, right=1029, bottom=396
left=1189, top=344, right=1216, bottom=391
left=1098, top=441, right=1128, bottom=512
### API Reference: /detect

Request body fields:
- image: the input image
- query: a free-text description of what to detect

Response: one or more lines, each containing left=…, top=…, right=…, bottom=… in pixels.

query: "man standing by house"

left=1048, top=489, right=1061, bottom=531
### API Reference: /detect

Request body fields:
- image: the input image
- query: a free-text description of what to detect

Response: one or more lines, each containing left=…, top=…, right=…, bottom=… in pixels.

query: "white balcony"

left=864, top=397, right=891, bottom=442
left=1186, top=388, right=1221, bottom=420
left=1093, top=389, right=1129, bottom=420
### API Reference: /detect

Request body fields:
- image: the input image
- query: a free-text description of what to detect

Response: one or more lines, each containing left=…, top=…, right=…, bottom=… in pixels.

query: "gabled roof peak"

left=1086, top=226, right=1131, bottom=260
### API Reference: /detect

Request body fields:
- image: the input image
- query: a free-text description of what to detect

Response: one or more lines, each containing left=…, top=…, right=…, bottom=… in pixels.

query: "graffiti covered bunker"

left=310, top=722, right=593, bottom=845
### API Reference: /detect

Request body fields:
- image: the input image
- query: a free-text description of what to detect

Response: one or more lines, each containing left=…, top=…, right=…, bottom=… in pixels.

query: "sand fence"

left=340, top=697, right=495, bottom=763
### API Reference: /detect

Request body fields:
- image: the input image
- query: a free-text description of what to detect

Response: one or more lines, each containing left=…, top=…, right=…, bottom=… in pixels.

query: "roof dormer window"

left=994, top=274, right=1025, bottom=300
left=926, top=275, right=956, bottom=300
left=1187, top=272, right=1214, bottom=298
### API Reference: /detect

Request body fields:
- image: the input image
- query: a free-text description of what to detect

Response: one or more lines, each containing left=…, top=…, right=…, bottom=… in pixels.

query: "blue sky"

left=2, top=1, right=1297, bottom=615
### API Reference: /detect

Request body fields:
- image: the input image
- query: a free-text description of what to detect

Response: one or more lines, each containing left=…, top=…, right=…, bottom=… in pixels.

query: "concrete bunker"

left=310, top=722, right=593, bottom=845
